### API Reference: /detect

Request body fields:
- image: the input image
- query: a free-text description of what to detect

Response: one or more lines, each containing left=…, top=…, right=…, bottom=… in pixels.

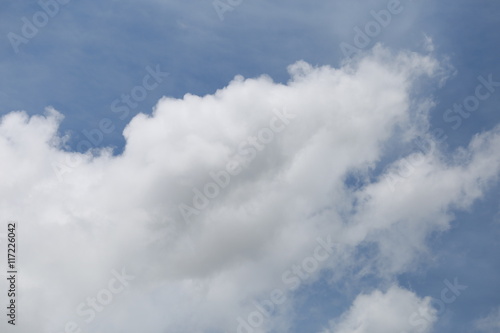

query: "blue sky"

left=0, top=1, right=499, bottom=332
left=1, top=0, right=499, bottom=150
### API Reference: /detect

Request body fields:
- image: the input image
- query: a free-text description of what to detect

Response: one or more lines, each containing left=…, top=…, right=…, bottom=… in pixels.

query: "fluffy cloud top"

left=321, top=285, right=437, bottom=333
left=475, top=307, right=500, bottom=333
left=0, top=45, right=499, bottom=332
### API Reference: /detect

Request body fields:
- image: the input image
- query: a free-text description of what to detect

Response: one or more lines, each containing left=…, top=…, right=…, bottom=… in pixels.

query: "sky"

left=0, top=0, right=499, bottom=332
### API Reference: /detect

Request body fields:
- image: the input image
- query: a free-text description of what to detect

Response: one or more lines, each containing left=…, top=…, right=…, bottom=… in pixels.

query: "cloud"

left=320, top=285, right=437, bottom=333
left=475, top=307, right=500, bottom=333
left=0, top=45, right=499, bottom=332
left=342, top=122, right=500, bottom=278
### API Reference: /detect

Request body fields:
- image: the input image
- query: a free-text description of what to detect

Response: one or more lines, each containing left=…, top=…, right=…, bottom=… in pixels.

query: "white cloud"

left=320, top=285, right=437, bottom=333
left=0, top=45, right=498, bottom=332
left=342, top=123, right=500, bottom=278
left=475, top=307, right=500, bottom=333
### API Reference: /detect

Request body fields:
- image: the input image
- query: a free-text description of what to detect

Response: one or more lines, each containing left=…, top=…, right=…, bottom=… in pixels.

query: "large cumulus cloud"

left=0, top=45, right=499, bottom=332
